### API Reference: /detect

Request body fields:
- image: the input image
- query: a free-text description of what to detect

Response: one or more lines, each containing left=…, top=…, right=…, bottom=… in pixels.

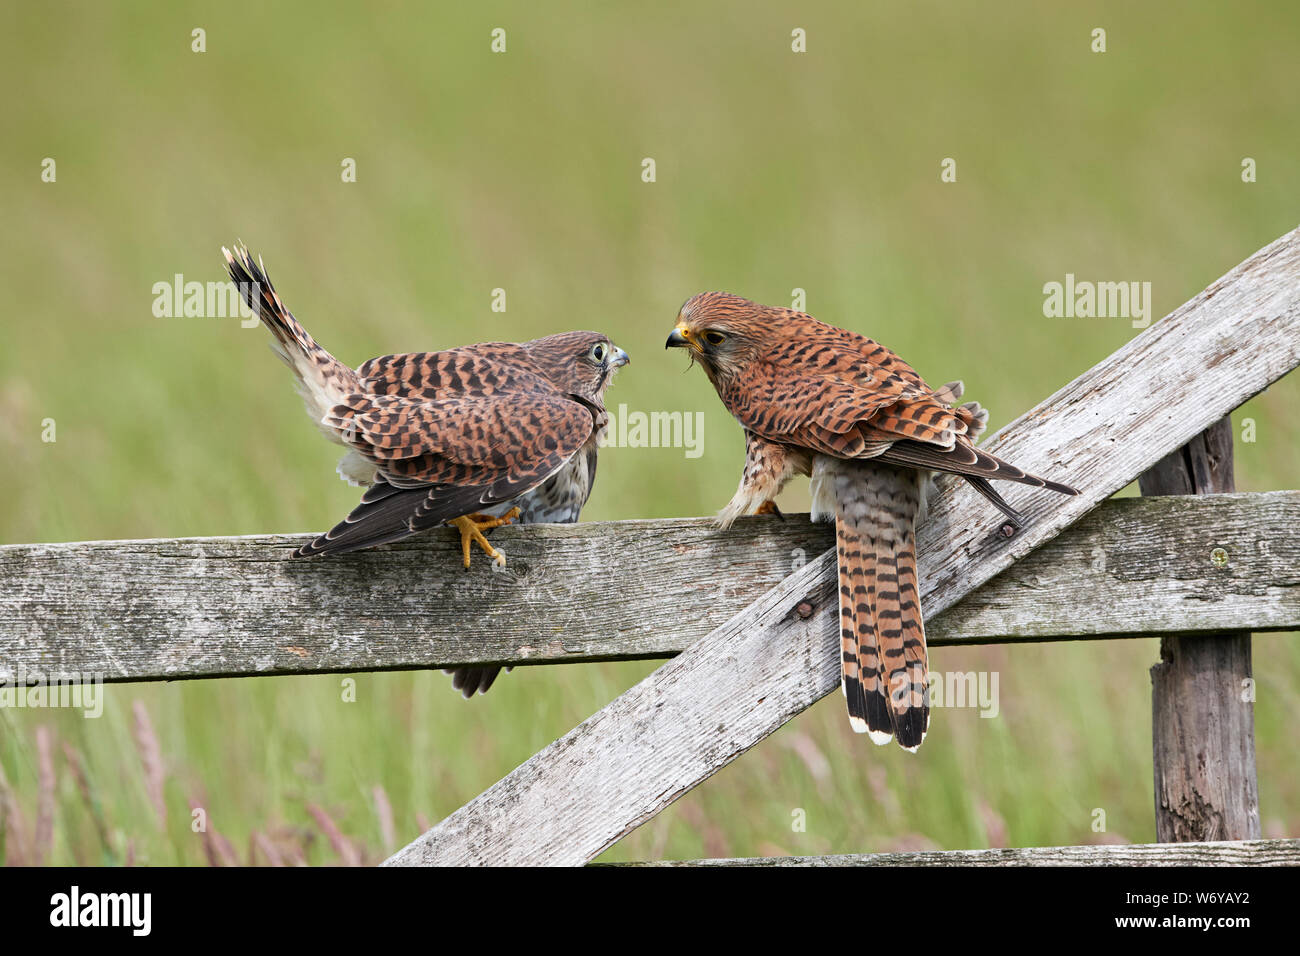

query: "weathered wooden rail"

left=618, top=838, right=1300, bottom=867
left=3, top=226, right=1299, bottom=866
left=3, top=492, right=1296, bottom=682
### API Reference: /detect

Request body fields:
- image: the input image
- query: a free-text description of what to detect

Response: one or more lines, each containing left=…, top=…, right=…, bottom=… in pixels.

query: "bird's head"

left=665, top=292, right=785, bottom=384
left=525, top=330, right=629, bottom=406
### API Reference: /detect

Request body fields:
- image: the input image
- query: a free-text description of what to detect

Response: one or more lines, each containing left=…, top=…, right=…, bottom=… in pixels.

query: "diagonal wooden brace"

left=381, top=227, right=1300, bottom=865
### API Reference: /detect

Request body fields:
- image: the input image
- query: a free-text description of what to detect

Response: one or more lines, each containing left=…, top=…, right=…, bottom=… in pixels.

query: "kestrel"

left=667, top=293, right=1077, bottom=750
left=224, top=243, right=628, bottom=696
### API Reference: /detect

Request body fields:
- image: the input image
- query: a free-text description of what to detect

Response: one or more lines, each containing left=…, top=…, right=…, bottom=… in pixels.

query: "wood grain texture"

left=387, top=228, right=1300, bottom=865
left=1141, top=418, right=1260, bottom=843
left=620, top=838, right=1300, bottom=867
left=3, top=493, right=1297, bottom=683
left=930, top=490, right=1300, bottom=643
left=0, top=519, right=829, bottom=681
left=915, top=225, right=1300, bottom=623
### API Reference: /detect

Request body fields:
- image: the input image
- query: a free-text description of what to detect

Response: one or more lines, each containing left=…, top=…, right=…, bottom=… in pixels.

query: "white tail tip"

left=900, top=728, right=927, bottom=754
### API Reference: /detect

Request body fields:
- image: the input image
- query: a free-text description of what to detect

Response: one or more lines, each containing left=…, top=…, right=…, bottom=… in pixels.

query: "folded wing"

left=722, top=330, right=1078, bottom=498
left=297, top=390, right=593, bottom=557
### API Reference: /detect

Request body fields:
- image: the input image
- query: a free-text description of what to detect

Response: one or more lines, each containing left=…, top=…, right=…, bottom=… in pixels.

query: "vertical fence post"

left=1138, top=415, right=1260, bottom=842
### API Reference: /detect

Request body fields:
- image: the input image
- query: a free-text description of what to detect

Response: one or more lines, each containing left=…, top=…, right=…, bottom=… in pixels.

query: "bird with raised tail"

left=667, top=292, right=1077, bottom=750
left=224, top=242, right=628, bottom=697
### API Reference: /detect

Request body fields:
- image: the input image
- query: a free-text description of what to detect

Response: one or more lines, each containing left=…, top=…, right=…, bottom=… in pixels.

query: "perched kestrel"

left=224, top=243, right=628, bottom=696
left=667, top=293, right=1077, bottom=750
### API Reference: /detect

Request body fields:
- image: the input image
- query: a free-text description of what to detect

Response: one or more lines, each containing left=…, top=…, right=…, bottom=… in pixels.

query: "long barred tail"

left=223, top=242, right=358, bottom=432
left=834, top=462, right=929, bottom=751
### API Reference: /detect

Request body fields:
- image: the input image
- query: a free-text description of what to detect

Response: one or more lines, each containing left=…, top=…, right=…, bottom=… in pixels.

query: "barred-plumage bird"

left=667, top=293, right=1077, bottom=750
left=225, top=243, right=628, bottom=696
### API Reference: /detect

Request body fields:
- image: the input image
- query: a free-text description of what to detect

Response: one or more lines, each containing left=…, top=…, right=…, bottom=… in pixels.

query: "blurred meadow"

left=2, top=0, right=1298, bottom=864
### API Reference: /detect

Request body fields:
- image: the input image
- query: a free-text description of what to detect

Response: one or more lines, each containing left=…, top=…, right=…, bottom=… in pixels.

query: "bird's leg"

left=715, top=433, right=808, bottom=529
left=449, top=508, right=520, bottom=569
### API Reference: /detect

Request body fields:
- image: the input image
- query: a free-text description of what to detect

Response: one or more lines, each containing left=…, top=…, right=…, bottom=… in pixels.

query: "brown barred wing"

left=355, top=344, right=554, bottom=400
left=878, top=439, right=1079, bottom=495
left=296, top=393, right=594, bottom=557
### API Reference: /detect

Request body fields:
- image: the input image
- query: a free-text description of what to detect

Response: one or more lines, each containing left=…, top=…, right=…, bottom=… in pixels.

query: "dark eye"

left=703, top=331, right=726, bottom=346
left=589, top=343, right=606, bottom=362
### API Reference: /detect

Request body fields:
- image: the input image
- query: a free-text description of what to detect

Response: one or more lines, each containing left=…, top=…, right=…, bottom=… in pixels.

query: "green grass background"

left=2, top=1, right=1297, bottom=864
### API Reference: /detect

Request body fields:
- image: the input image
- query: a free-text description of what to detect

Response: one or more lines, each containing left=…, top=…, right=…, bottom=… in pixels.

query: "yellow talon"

left=755, top=499, right=782, bottom=517
left=449, top=508, right=521, bottom=569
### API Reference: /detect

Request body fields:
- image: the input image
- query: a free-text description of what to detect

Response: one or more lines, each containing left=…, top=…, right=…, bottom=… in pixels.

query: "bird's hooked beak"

left=665, top=324, right=693, bottom=350
left=606, top=345, right=630, bottom=368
